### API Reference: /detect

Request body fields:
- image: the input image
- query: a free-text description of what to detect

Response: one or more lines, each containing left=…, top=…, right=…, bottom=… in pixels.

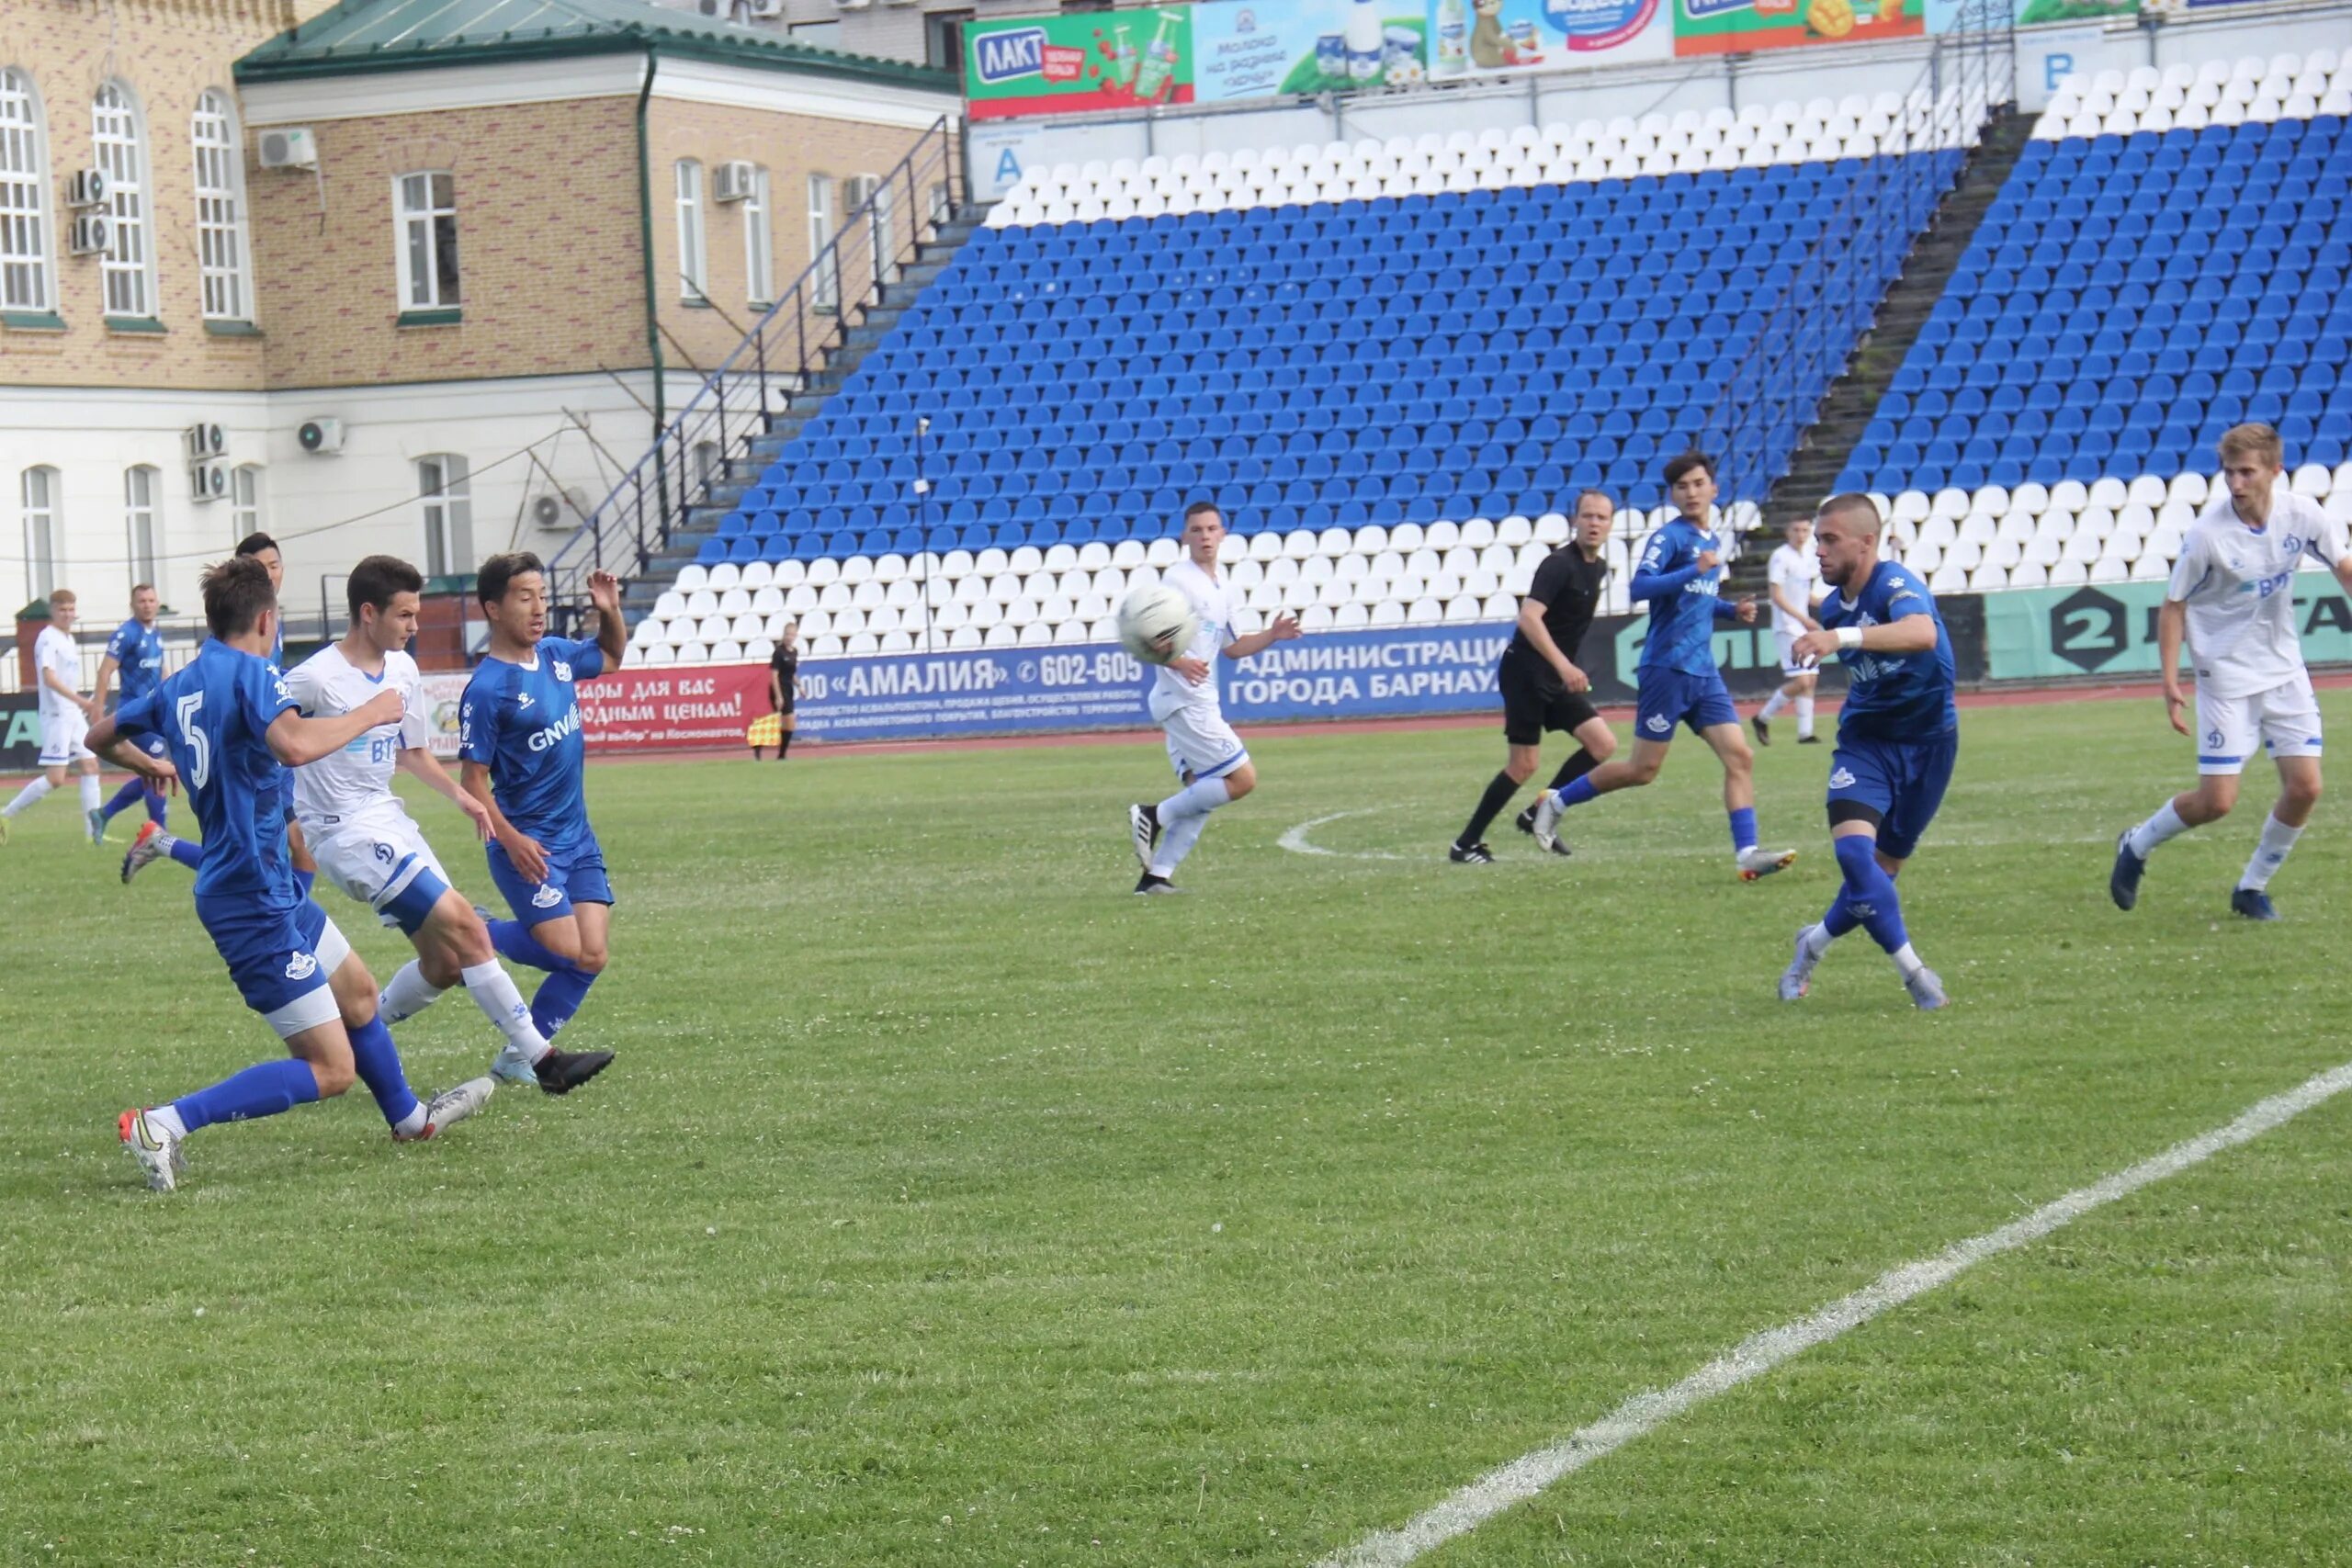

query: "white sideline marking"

left=1317, top=1056, right=2352, bottom=1568
left=1277, top=808, right=1414, bottom=862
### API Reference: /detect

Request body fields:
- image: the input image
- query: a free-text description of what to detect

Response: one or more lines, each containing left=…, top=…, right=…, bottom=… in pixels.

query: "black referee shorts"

left=1498, top=650, right=1599, bottom=747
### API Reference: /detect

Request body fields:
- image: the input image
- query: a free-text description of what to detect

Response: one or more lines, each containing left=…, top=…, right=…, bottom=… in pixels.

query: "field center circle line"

left=1277, top=807, right=1415, bottom=862
left=1313, top=1055, right=2352, bottom=1568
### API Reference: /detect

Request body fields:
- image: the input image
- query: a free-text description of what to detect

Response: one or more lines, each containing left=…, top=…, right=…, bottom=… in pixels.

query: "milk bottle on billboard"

left=1112, top=24, right=1140, bottom=90
left=1345, top=0, right=1383, bottom=83
left=1133, top=12, right=1182, bottom=103
left=1434, top=0, right=1468, bottom=76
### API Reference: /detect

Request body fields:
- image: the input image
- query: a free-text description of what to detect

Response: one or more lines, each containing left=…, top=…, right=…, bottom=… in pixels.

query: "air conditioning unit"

left=743, top=0, right=786, bottom=15
left=832, top=0, right=871, bottom=11
left=188, top=462, right=229, bottom=504
left=65, top=169, right=107, bottom=209
left=184, top=423, right=228, bottom=459
left=257, top=127, right=318, bottom=171
left=530, top=490, right=590, bottom=531
left=68, top=212, right=111, bottom=255
left=713, top=161, right=758, bottom=203
left=297, top=416, right=345, bottom=456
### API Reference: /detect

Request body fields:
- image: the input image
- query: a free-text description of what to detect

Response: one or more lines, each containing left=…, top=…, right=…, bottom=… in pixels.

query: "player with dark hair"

left=89, top=582, right=171, bottom=842
left=1778, top=494, right=1955, bottom=1010
left=1448, top=490, right=1618, bottom=863
left=94, top=556, right=491, bottom=1190
left=1531, top=453, right=1796, bottom=880
left=458, top=553, right=629, bottom=1045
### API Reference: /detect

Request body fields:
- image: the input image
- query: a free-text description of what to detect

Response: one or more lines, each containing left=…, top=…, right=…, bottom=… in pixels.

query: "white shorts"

left=1772, top=631, right=1811, bottom=678
left=39, top=711, right=93, bottom=765
left=1149, top=689, right=1249, bottom=782
left=308, top=815, right=456, bottom=930
left=2196, top=672, right=2323, bottom=776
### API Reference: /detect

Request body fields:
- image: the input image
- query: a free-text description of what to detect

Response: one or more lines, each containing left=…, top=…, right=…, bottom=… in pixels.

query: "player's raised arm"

left=266, top=688, right=405, bottom=767
left=589, top=570, right=627, bottom=670
left=1220, top=611, right=1301, bottom=660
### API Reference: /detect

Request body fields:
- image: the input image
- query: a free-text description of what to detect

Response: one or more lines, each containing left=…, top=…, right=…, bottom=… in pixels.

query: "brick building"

left=2, top=0, right=955, bottom=630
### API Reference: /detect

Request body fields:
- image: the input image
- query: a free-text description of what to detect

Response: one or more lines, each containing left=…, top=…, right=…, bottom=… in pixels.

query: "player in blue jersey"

left=1777, top=494, right=1955, bottom=1010
left=1531, top=452, right=1797, bottom=879
left=90, top=582, right=171, bottom=842
left=458, top=554, right=628, bottom=1046
left=88, top=556, right=492, bottom=1192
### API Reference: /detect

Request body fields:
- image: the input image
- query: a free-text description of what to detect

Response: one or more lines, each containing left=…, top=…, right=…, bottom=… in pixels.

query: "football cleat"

left=1779, top=926, right=1821, bottom=1001
left=1133, top=874, right=1184, bottom=896
left=86, top=807, right=108, bottom=846
left=119, top=1108, right=185, bottom=1192
left=1127, top=802, right=1160, bottom=871
left=122, top=820, right=170, bottom=884
left=2229, top=887, right=2280, bottom=921
left=1904, top=966, right=1949, bottom=1011
left=490, top=1043, right=541, bottom=1087
left=1511, top=804, right=1537, bottom=836
left=1529, top=791, right=1565, bottom=853
left=1736, top=846, right=1798, bottom=881
left=1751, top=716, right=1771, bottom=747
left=2109, top=829, right=2146, bottom=911
left=394, top=1077, right=495, bottom=1142
left=1796, top=735, right=1823, bottom=745
left=1447, top=840, right=1495, bottom=864
left=534, top=1048, right=615, bottom=1096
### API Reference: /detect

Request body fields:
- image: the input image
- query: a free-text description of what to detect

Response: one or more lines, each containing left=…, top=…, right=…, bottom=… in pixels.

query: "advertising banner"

left=1193, top=0, right=1428, bottom=102
left=1675, top=0, right=1927, bottom=56
left=0, top=691, right=39, bottom=773
left=1447, top=0, right=1671, bottom=78
left=1982, top=581, right=2352, bottom=682
left=965, top=8, right=1194, bottom=121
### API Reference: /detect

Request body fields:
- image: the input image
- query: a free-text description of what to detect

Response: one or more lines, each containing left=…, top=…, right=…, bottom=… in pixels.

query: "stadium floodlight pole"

left=914, top=413, right=933, bottom=654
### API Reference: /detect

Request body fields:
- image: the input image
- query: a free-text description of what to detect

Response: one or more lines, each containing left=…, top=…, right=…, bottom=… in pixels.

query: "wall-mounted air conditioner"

left=188, top=463, right=229, bottom=503
left=713, top=161, right=758, bottom=203
left=258, top=127, right=319, bottom=170
left=744, top=0, right=786, bottom=15
left=65, top=170, right=107, bottom=208
left=298, top=417, right=345, bottom=456
left=531, top=491, right=589, bottom=531
left=68, top=213, right=111, bottom=255
left=184, top=423, right=227, bottom=459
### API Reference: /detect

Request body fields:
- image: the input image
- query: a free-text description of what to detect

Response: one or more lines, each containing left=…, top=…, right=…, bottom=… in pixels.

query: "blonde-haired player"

left=1, top=590, right=104, bottom=846
left=2110, top=423, right=2352, bottom=919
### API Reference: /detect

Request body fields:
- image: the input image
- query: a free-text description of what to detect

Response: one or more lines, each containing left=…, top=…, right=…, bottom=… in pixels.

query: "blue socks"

left=1552, top=774, right=1600, bottom=811
left=99, top=778, right=144, bottom=824
left=345, top=1013, right=422, bottom=1130
left=487, top=919, right=597, bottom=1039
left=1728, top=807, right=1758, bottom=854
left=1831, top=835, right=1909, bottom=955
left=167, top=835, right=202, bottom=868
left=144, top=784, right=168, bottom=825
left=173, top=1058, right=321, bottom=1134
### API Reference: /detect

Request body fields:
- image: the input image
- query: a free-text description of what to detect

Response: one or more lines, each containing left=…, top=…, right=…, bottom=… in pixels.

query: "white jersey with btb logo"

left=2166, top=490, right=2348, bottom=776
left=284, top=645, right=451, bottom=922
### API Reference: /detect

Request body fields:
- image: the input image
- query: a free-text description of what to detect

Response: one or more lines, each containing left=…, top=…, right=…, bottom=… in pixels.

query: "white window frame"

left=21, top=465, right=58, bottom=599
left=0, top=69, right=53, bottom=314
left=675, top=159, right=707, bottom=302
left=742, top=165, right=773, bottom=307
left=808, top=172, right=836, bottom=310
left=231, top=463, right=262, bottom=543
left=418, top=454, right=472, bottom=578
left=93, top=82, right=154, bottom=319
left=191, top=89, right=253, bottom=322
left=393, top=171, right=459, bottom=310
left=124, top=465, right=159, bottom=591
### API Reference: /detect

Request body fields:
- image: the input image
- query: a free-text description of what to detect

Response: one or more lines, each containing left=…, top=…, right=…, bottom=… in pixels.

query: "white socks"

left=80, top=773, right=101, bottom=811
left=2238, top=813, right=2303, bottom=892
left=380, top=960, right=445, bottom=1025
left=2, top=776, right=53, bottom=817
left=2127, top=801, right=2192, bottom=859
left=1889, top=941, right=1925, bottom=979
left=1801, top=922, right=1836, bottom=958
left=1795, top=695, right=1815, bottom=739
left=1150, top=812, right=1210, bottom=879
left=1158, top=775, right=1232, bottom=822
left=148, top=1104, right=188, bottom=1140
left=1758, top=690, right=1791, bottom=720
left=461, top=960, right=551, bottom=1064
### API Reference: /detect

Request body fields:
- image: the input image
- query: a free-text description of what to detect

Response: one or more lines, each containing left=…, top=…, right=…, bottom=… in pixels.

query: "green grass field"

left=4, top=691, right=2348, bottom=1567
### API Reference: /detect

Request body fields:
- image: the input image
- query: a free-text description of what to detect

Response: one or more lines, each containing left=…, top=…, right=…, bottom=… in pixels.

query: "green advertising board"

left=1982, top=580, right=2352, bottom=682
left=966, top=7, right=1193, bottom=120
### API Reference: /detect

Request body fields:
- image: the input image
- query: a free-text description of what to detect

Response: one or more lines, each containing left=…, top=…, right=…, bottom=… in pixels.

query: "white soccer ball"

left=1117, top=584, right=1199, bottom=667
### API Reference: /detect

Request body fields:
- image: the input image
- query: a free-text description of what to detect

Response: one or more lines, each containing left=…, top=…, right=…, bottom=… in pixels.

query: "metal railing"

left=545, top=116, right=961, bottom=623
left=1696, top=0, right=2016, bottom=513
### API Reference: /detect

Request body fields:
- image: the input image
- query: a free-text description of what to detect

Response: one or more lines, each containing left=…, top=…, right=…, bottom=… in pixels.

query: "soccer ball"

left=1117, top=584, right=1198, bottom=666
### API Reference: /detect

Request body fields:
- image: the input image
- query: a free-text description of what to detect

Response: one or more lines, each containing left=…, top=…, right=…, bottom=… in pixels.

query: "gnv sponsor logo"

left=526, top=705, right=582, bottom=752
left=1828, top=767, right=1857, bottom=789
left=285, top=951, right=318, bottom=981
left=974, top=28, right=1047, bottom=84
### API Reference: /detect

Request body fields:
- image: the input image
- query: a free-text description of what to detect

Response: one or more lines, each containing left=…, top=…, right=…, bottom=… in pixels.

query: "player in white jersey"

left=1751, top=515, right=1825, bottom=745
left=0, top=589, right=105, bottom=847
left=2111, top=423, right=2352, bottom=919
left=286, top=555, right=608, bottom=1093
left=1124, top=502, right=1301, bottom=893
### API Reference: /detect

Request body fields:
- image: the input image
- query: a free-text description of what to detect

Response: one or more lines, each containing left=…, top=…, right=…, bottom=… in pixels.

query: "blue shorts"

left=1826, top=732, right=1958, bottom=862
left=195, top=893, right=350, bottom=1040
left=486, top=833, right=615, bottom=928
left=132, top=732, right=170, bottom=761
left=1634, top=666, right=1737, bottom=743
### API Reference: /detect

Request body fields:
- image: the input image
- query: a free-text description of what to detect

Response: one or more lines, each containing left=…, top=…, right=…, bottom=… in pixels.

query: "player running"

left=1751, top=515, right=1825, bottom=746
left=88, top=583, right=172, bottom=842
left=458, top=554, right=628, bottom=1043
left=1, top=590, right=104, bottom=847
left=1125, top=501, right=1302, bottom=894
left=90, top=556, right=491, bottom=1192
left=1777, top=495, right=1956, bottom=1010
left=1448, top=489, right=1618, bottom=863
left=1531, top=452, right=1796, bottom=879
left=288, top=556, right=612, bottom=1094
left=2109, top=423, right=2352, bottom=919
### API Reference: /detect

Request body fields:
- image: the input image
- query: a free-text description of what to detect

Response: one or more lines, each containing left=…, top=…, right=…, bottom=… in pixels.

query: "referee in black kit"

left=1448, top=490, right=1620, bottom=863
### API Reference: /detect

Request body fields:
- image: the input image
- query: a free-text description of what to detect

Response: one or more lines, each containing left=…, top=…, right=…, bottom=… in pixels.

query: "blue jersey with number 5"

left=115, top=639, right=301, bottom=908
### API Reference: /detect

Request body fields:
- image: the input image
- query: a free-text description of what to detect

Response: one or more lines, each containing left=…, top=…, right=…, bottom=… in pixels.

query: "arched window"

left=92, top=83, right=154, bottom=318
left=674, top=159, right=706, bottom=301
left=191, top=89, right=253, bottom=322
left=124, top=466, right=160, bottom=589
left=741, top=165, right=773, bottom=306
left=231, top=464, right=263, bottom=543
left=0, top=69, right=54, bottom=313
left=807, top=173, right=836, bottom=310
left=21, top=465, right=59, bottom=598
left=418, top=454, right=472, bottom=577
left=394, top=171, right=458, bottom=309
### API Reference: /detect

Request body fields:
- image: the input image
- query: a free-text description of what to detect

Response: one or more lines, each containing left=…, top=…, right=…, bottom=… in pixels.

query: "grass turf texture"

left=2, top=691, right=2347, bottom=1567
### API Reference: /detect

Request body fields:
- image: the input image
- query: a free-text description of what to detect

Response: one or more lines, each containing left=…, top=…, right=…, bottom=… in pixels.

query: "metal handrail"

left=1696, top=0, right=2016, bottom=522
left=545, top=115, right=960, bottom=622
